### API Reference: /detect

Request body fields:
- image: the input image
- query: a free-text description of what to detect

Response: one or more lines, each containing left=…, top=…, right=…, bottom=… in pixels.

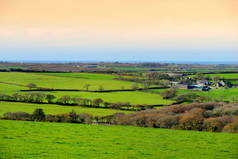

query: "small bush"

left=3, top=112, right=31, bottom=120
left=178, top=109, right=204, bottom=131
left=32, top=108, right=45, bottom=121
left=203, top=118, right=224, bottom=132
left=223, top=117, right=238, bottom=133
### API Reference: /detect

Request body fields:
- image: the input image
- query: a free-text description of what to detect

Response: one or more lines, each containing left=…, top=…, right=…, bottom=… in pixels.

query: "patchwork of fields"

left=1, top=71, right=238, bottom=159
left=1, top=120, right=238, bottom=159
left=0, top=72, right=140, bottom=90
left=0, top=72, right=174, bottom=105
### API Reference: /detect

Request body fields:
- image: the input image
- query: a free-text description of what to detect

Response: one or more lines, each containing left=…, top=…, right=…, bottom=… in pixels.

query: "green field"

left=1, top=120, right=237, bottom=159
left=0, top=102, right=130, bottom=117
left=41, top=72, right=115, bottom=80
left=208, top=73, right=238, bottom=79
left=189, top=73, right=238, bottom=79
left=147, top=88, right=238, bottom=102
left=0, top=72, right=174, bottom=105
left=0, top=72, right=141, bottom=90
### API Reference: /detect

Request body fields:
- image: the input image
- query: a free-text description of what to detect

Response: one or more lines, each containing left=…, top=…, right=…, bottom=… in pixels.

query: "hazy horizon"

left=0, top=0, right=237, bottom=62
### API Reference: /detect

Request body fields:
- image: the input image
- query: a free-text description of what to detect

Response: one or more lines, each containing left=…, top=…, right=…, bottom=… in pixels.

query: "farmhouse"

left=196, top=80, right=209, bottom=86
left=216, top=80, right=226, bottom=87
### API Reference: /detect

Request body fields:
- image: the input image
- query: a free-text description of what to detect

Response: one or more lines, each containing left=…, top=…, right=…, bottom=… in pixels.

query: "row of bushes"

left=2, top=109, right=93, bottom=124
left=0, top=93, right=153, bottom=111
left=115, top=102, right=238, bottom=133
left=2, top=102, right=238, bottom=133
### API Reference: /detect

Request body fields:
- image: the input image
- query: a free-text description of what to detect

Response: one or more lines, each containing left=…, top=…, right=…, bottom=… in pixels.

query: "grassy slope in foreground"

left=0, top=120, right=238, bottom=159
left=0, top=102, right=131, bottom=117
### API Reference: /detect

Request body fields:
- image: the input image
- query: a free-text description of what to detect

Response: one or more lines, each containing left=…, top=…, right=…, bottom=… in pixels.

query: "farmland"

left=189, top=73, right=238, bottom=79
left=147, top=88, right=238, bottom=102
left=1, top=70, right=238, bottom=159
left=0, top=72, right=173, bottom=105
left=0, top=102, right=131, bottom=117
left=1, top=120, right=238, bottom=159
left=0, top=72, right=140, bottom=90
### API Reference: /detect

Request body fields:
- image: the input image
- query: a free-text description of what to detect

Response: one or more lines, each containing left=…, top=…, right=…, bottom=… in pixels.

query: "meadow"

left=0, top=72, right=174, bottom=105
left=189, top=73, right=238, bottom=79
left=0, top=72, right=141, bottom=90
left=0, top=101, right=131, bottom=117
left=1, top=120, right=238, bottom=159
left=147, top=88, right=238, bottom=102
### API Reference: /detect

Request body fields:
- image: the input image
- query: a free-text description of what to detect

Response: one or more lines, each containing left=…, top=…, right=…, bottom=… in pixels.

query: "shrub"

left=203, top=118, right=224, bottom=132
left=78, top=113, right=92, bottom=124
left=223, top=117, right=238, bottom=133
left=160, top=88, right=176, bottom=99
left=32, top=108, right=45, bottom=121
left=213, top=105, right=238, bottom=117
left=3, top=112, right=31, bottom=120
left=154, top=114, right=180, bottom=128
left=178, top=109, right=205, bottom=131
left=69, top=110, right=78, bottom=123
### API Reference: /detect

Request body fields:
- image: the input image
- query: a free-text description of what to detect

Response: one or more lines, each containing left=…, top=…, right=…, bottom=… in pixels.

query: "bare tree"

left=84, top=84, right=91, bottom=91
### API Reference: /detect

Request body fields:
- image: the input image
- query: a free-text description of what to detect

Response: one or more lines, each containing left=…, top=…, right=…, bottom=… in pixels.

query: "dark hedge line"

left=0, top=93, right=159, bottom=111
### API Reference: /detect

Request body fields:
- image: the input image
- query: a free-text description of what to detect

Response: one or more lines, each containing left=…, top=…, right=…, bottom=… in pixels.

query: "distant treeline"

left=0, top=68, right=65, bottom=73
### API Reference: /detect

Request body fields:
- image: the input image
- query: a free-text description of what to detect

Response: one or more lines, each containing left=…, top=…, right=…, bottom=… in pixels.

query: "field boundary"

left=20, top=86, right=169, bottom=93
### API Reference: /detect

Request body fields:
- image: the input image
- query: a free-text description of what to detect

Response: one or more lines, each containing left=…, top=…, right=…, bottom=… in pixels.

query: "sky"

left=0, top=0, right=238, bottom=62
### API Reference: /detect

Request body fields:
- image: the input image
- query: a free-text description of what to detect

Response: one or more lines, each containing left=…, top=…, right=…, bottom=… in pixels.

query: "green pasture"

left=208, top=73, right=238, bottom=79
left=189, top=73, right=238, bottom=79
left=0, top=102, right=130, bottom=117
left=0, top=72, right=141, bottom=90
left=0, top=83, right=25, bottom=94
left=0, top=80, right=174, bottom=105
left=147, top=88, right=238, bottom=102
left=40, top=91, right=174, bottom=105
left=1, top=120, right=238, bottom=159
left=41, top=72, right=115, bottom=80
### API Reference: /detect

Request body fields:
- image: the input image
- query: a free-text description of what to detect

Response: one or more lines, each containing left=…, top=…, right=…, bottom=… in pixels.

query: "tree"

left=93, top=98, right=104, bottom=107
left=212, top=75, right=220, bottom=84
left=84, top=84, right=91, bottom=91
left=143, top=80, right=151, bottom=89
left=26, top=83, right=37, bottom=90
left=98, top=85, right=104, bottom=92
left=34, top=93, right=46, bottom=103
left=57, top=95, right=71, bottom=105
left=69, top=110, right=78, bottom=123
left=160, top=88, right=176, bottom=99
left=196, top=73, right=205, bottom=80
left=131, top=83, right=139, bottom=90
left=46, top=94, right=56, bottom=104
left=32, top=108, right=45, bottom=121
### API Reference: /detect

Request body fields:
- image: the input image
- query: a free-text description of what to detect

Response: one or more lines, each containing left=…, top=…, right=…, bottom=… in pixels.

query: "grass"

left=208, top=73, right=238, bottom=79
left=0, top=83, right=26, bottom=94
left=0, top=72, right=141, bottom=90
left=40, top=91, right=174, bottom=105
left=0, top=120, right=238, bottom=159
left=0, top=81, right=174, bottom=105
left=0, top=102, right=131, bottom=117
left=147, top=88, right=238, bottom=102
left=41, top=72, right=115, bottom=80
left=189, top=73, right=238, bottom=79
